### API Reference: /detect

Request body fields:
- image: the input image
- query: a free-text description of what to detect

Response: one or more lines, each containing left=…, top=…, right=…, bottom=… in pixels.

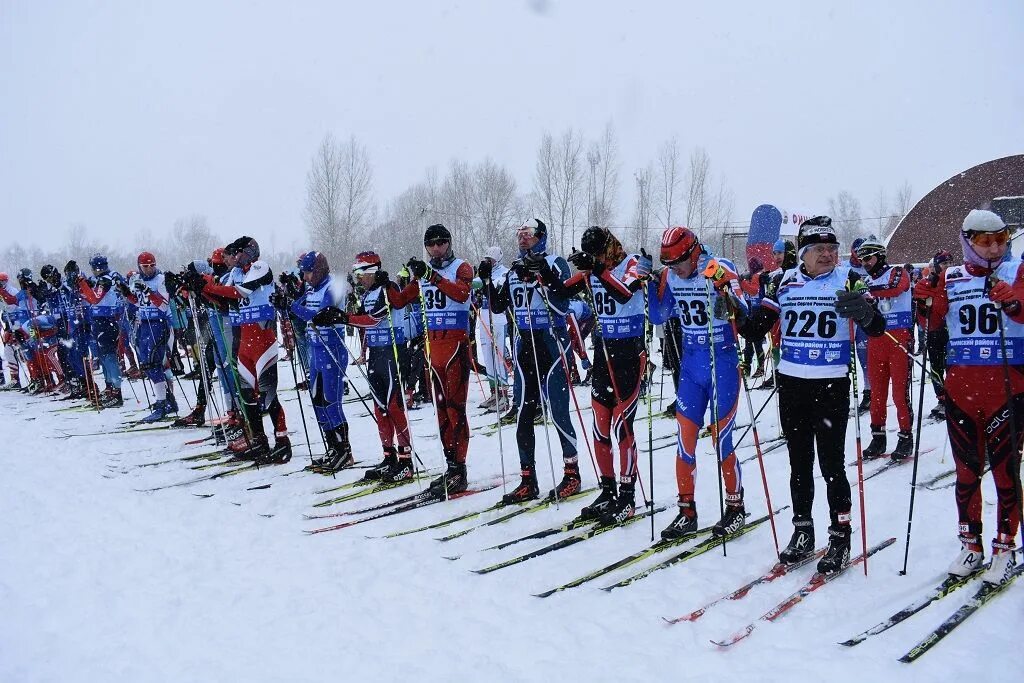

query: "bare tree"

left=586, top=122, right=620, bottom=231
left=654, top=137, right=681, bottom=228
left=470, top=158, right=522, bottom=261
left=304, top=133, right=375, bottom=268
left=828, top=190, right=864, bottom=246
left=683, top=147, right=735, bottom=254
left=166, top=214, right=219, bottom=269
left=548, top=129, right=585, bottom=254
left=532, top=132, right=557, bottom=230
left=632, top=166, right=654, bottom=254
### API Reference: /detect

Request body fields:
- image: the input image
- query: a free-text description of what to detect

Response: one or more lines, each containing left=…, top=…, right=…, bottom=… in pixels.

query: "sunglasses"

left=424, top=239, right=450, bottom=247
left=969, top=230, right=1009, bottom=248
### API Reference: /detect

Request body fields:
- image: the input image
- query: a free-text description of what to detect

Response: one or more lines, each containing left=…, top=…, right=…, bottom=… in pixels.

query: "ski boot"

left=713, top=491, right=746, bottom=538
left=929, top=401, right=946, bottom=421
left=856, top=389, right=872, bottom=415
left=428, top=459, right=468, bottom=497
left=779, top=522, right=815, bottom=564
left=750, top=365, right=764, bottom=380
left=257, top=436, right=292, bottom=465
left=862, top=426, right=887, bottom=459
left=226, top=435, right=262, bottom=462
left=502, top=467, right=539, bottom=505
left=947, top=534, right=985, bottom=578
left=164, top=390, right=179, bottom=415
left=479, top=390, right=497, bottom=411
left=891, top=431, right=913, bottom=461
left=362, top=446, right=398, bottom=480
left=663, top=404, right=677, bottom=419
left=816, top=525, right=851, bottom=575
left=661, top=498, right=698, bottom=540
left=578, top=476, right=617, bottom=522
left=381, top=448, right=414, bottom=483
left=759, top=372, right=775, bottom=390
left=140, top=400, right=171, bottom=424
left=499, top=403, right=517, bottom=425
left=99, top=387, right=123, bottom=408
left=982, top=536, right=1017, bottom=586
left=598, top=480, right=635, bottom=526
left=172, top=405, right=207, bottom=428
left=0, top=379, right=20, bottom=391
left=548, top=462, right=581, bottom=500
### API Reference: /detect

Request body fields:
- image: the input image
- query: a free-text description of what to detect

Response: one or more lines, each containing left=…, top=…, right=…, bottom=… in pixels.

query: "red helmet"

left=660, top=226, right=701, bottom=270
left=352, top=251, right=382, bottom=275
left=0, top=272, right=7, bottom=284
left=210, top=247, right=225, bottom=266
left=137, top=251, right=157, bottom=267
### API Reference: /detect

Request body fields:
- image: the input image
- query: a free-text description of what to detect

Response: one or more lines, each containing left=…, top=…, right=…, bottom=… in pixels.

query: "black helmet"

left=580, top=226, right=608, bottom=256
left=424, top=223, right=452, bottom=246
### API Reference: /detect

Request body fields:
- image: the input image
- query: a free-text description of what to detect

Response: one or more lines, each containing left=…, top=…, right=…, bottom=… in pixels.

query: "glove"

left=510, top=259, right=531, bottom=281
left=566, top=248, right=595, bottom=272
left=374, top=270, right=390, bottom=289
left=636, top=249, right=653, bottom=280
left=407, top=257, right=432, bottom=281
left=96, top=274, right=113, bottom=293
left=988, top=280, right=1022, bottom=311
left=312, top=306, right=348, bottom=326
left=269, top=291, right=289, bottom=311
left=703, top=259, right=736, bottom=290
left=133, top=280, right=150, bottom=294
left=835, top=289, right=875, bottom=326
left=477, top=260, right=493, bottom=281
left=164, top=271, right=182, bottom=294
left=115, top=280, right=133, bottom=298
left=758, top=271, right=770, bottom=288
left=713, top=293, right=734, bottom=320
left=186, top=271, right=208, bottom=294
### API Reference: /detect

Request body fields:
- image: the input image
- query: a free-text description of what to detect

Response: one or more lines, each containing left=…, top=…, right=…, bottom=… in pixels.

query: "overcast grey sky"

left=2, top=0, right=1021, bottom=255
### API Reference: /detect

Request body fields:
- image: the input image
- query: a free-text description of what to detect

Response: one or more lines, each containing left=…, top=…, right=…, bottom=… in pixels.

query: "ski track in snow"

left=1, top=359, right=1018, bottom=682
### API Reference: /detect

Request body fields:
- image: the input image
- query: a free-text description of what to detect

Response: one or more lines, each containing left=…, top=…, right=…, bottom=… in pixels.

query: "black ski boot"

left=891, top=431, right=913, bottom=461
left=779, top=522, right=815, bottom=564
left=502, top=467, right=539, bottom=505
left=499, top=403, right=517, bottom=425
left=661, top=498, right=698, bottom=540
left=929, top=401, right=946, bottom=421
left=862, top=426, right=887, bottom=459
left=256, top=436, right=292, bottom=465
left=713, top=491, right=746, bottom=538
left=99, top=386, right=123, bottom=408
left=548, top=462, right=581, bottom=500
left=578, top=476, right=617, bottom=521
left=598, top=481, right=635, bottom=527
left=381, top=448, right=414, bottom=483
left=857, top=389, right=872, bottom=415
left=429, top=459, right=468, bottom=497
left=816, top=525, right=852, bottom=575
left=362, top=446, right=397, bottom=480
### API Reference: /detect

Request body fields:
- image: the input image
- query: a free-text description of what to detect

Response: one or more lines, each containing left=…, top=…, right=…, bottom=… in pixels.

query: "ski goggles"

left=968, top=229, right=1009, bottom=248
left=424, top=238, right=450, bottom=247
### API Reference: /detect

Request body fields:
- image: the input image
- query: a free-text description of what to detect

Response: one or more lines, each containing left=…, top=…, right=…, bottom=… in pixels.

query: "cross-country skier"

left=913, top=209, right=1022, bottom=585
left=650, top=227, right=749, bottom=539
left=741, top=216, right=886, bottom=574
left=392, top=224, right=474, bottom=496
left=480, top=219, right=580, bottom=507
left=856, top=238, right=914, bottom=459
left=77, top=254, right=125, bottom=407
left=543, top=226, right=651, bottom=522
left=118, top=252, right=178, bottom=422
left=920, top=250, right=953, bottom=420
left=190, top=236, right=291, bottom=464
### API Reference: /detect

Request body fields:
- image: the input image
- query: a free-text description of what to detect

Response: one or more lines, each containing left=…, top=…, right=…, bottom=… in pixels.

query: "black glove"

left=758, top=271, right=770, bottom=288
left=185, top=270, right=207, bottom=294
left=133, top=280, right=150, bottom=294
left=477, top=260, right=493, bottom=281
left=835, top=289, right=874, bottom=326
left=312, top=306, right=347, bottom=326
left=567, top=248, right=595, bottom=272
left=269, top=291, right=289, bottom=312
left=510, top=259, right=530, bottom=281
left=407, top=257, right=430, bottom=280
left=374, top=270, right=390, bottom=289
left=164, top=271, right=182, bottom=294
left=713, top=294, right=731, bottom=320
left=115, top=280, right=133, bottom=298
left=523, top=252, right=546, bottom=273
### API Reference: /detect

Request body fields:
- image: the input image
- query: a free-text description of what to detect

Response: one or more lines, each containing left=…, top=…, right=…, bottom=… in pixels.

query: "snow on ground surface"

left=2, top=350, right=1020, bottom=682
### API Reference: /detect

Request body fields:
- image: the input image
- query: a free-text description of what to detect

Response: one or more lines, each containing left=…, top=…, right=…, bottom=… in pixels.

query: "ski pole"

left=278, top=308, right=316, bottom=464
left=728, top=311, right=780, bottom=559
left=989, top=274, right=1024, bottom=539
left=703, top=276, right=728, bottom=557
left=900, top=299, right=931, bottom=575
left=849, top=314, right=869, bottom=577
left=642, top=278, right=655, bottom=541
left=474, top=292, right=509, bottom=496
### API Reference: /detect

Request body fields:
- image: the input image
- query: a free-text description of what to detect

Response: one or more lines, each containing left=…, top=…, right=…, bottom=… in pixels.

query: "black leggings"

left=778, top=373, right=852, bottom=529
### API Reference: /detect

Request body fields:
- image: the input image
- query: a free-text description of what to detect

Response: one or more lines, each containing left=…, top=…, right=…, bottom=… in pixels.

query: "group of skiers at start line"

left=1, top=209, right=1019, bottom=586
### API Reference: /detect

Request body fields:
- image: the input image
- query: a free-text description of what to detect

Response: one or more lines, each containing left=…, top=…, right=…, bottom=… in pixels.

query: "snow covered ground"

left=2, top=350, right=1019, bottom=682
